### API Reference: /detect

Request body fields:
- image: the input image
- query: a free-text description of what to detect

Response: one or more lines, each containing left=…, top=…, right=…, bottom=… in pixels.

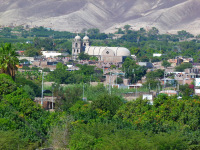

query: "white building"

left=153, top=53, right=162, bottom=57
left=42, top=51, right=62, bottom=58
left=85, top=46, right=131, bottom=62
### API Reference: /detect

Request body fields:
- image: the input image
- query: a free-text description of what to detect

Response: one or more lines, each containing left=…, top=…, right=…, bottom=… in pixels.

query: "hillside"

left=1, top=0, right=200, bottom=34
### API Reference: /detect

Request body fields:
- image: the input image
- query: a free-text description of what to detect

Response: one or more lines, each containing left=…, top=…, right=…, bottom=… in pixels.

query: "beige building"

left=72, top=35, right=131, bottom=63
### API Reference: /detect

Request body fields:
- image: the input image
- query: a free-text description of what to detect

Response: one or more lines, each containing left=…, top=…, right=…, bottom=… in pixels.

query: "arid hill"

left=1, top=0, right=200, bottom=34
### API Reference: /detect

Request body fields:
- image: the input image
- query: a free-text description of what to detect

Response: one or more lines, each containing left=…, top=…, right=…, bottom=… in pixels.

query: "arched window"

left=75, top=43, right=78, bottom=47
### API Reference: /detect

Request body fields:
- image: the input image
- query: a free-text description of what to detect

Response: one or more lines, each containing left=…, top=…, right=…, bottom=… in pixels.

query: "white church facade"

left=72, top=35, right=131, bottom=63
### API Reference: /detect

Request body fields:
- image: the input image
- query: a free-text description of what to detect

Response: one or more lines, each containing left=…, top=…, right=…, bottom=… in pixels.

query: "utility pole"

left=90, top=75, right=92, bottom=84
left=136, top=85, right=138, bottom=97
left=160, top=45, right=162, bottom=53
left=52, top=34, right=54, bottom=51
left=177, top=83, right=179, bottom=91
left=41, top=72, right=44, bottom=106
left=124, top=67, right=126, bottom=78
left=52, top=86, right=54, bottom=109
left=164, top=71, right=166, bottom=91
left=158, top=83, right=160, bottom=93
left=134, top=73, right=136, bottom=83
left=82, top=83, right=87, bottom=102
left=149, top=83, right=151, bottom=93
left=177, top=83, right=180, bottom=95
left=109, top=72, right=111, bottom=95
left=116, top=74, right=118, bottom=85
left=83, top=84, right=84, bottom=100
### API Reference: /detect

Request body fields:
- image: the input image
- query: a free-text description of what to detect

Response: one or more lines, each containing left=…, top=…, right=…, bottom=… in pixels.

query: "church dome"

left=75, top=35, right=81, bottom=40
left=85, top=47, right=131, bottom=57
left=83, top=36, right=89, bottom=40
left=116, top=47, right=131, bottom=57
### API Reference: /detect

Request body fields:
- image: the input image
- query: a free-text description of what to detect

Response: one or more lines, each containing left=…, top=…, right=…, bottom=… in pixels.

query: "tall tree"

left=162, top=60, right=171, bottom=68
left=78, top=52, right=90, bottom=60
left=0, top=43, right=19, bottom=79
left=124, top=24, right=131, bottom=34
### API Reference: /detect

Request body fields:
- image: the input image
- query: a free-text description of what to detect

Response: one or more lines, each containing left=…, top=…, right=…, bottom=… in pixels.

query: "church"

left=72, top=35, right=131, bottom=63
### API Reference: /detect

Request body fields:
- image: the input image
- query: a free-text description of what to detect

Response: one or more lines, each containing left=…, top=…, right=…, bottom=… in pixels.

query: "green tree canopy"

left=0, top=74, right=16, bottom=96
left=0, top=130, right=26, bottom=150
left=175, top=63, right=193, bottom=72
left=92, top=94, right=123, bottom=116
left=0, top=88, right=58, bottom=145
left=34, top=37, right=54, bottom=50
left=162, top=60, right=171, bottom=68
left=78, top=52, right=90, bottom=60
left=122, top=57, right=147, bottom=83
left=115, top=77, right=123, bottom=84
left=1, top=27, right=11, bottom=37
left=24, top=48, right=40, bottom=57
left=124, top=25, right=131, bottom=34
left=151, top=57, right=161, bottom=62
left=148, top=27, right=159, bottom=36
left=87, top=28, right=100, bottom=35
left=15, top=76, right=41, bottom=97
left=90, top=56, right=98, bottom=61
left=77, top=64, right=95, bottom=76
left=146, top=69, right=164, bottom=80
left=0, top=43, right=19, bottom=79
left=43, top=67, right=51, bottom=72
left=56, top=62, right=68, bottom=70
left=179, top=84, right=194, bottom=98
left=177, top=30, right=194, bottom=39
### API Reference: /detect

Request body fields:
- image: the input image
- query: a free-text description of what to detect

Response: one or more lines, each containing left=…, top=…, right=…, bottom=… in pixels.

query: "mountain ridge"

left=0, top=0, right=200, bottom=34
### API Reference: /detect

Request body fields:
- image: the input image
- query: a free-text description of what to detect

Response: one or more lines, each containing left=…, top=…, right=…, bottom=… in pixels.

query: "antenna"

left=76, top=30, right=79, bottom=36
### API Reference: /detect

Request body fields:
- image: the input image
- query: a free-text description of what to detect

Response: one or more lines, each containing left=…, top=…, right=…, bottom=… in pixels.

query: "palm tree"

left=0, top=43, right=19, bottom=80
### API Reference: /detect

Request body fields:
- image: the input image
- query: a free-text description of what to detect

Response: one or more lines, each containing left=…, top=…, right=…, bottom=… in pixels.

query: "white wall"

left=42, top=51, right=62, bottom=58
left=153, top=53, right=162, bottom=57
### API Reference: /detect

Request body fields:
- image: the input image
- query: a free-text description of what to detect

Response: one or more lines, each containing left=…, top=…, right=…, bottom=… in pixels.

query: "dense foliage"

left=122, top=57, right=147, bottom=83
left=0, top=74, right=16, bottom=96
left=142, top=69, right=164, bottom=90
left=175, top=63, right=193, bottom=72
left=46, top=63, right=102, bottom=84
left=66, top=94, right=200, bottom=150
left=0, top=43, right=19, bottom=79
left=162, top=60, right=171, bottom=68
left=0, top=74, right=60, bottom=149
left=2, top=71, right=200, bottom=149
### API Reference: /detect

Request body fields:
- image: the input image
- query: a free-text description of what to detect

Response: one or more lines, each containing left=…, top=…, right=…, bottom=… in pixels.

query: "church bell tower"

left=83, top=35, right=90, bottom=47
left=72, top=35, right=82, bottom=58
